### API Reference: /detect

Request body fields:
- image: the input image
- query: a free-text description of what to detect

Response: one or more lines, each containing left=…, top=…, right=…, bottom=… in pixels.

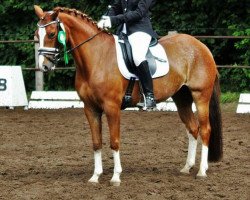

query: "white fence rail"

left=28, top=91, right=84, bottom=109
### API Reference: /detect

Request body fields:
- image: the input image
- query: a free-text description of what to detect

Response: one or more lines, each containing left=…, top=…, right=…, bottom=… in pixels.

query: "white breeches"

left=128, top=32, right=151, bottom=66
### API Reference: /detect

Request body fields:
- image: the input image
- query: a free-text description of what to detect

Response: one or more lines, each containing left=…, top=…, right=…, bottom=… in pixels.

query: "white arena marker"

left=236, top=93, right=250, bottom=113
left=0, top=66, right=28, bottom=109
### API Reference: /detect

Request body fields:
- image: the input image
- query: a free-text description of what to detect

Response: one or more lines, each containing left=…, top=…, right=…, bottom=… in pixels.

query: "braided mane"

left=53, top=7, right=99, bottom=28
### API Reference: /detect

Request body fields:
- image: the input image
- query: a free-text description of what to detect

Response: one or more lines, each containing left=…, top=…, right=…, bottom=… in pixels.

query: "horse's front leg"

left=84, top=107, right=103, bottom=184
left=105, top=105, right=122, bottom=186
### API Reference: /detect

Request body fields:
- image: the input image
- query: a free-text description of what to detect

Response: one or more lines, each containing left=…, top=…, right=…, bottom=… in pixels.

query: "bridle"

left=37, top=18, right=104, bottom=65
left=37, top=19, right=61, bottom=64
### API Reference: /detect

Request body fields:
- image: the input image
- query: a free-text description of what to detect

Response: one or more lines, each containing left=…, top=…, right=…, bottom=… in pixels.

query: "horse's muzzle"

left=38, top=47, right=59, bottom=71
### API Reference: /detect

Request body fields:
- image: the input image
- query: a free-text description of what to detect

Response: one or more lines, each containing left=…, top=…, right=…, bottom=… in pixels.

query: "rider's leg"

left=128, top=32, right=156, bottom=109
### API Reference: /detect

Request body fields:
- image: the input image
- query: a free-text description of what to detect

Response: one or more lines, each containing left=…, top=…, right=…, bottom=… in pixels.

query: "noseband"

left=37, top=18, right=104, bottom=65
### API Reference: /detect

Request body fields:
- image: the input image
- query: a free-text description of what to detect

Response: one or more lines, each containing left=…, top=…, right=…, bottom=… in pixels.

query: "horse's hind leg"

left=192, top=90, right=212, bottom=178
left=173, top=87, right=199, bottom=174
left=84, top=107, right=103, bottom=184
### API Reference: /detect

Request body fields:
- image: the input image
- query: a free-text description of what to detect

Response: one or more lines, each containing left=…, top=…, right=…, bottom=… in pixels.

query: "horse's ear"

left=51, top=10, right=59, bottom=21
left=34, top=5, right=44, bottom=19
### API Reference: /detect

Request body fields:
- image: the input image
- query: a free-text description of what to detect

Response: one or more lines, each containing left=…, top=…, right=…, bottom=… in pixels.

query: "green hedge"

left=0, top=0, right=249, bottom=92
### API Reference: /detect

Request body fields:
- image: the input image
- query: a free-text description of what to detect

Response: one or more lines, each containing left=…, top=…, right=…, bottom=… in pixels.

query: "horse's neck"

left=62, top=15, right=109, bottom=68
left=62, top=14, right=101, bottom=75
left=60, top=13, right=116, bottom=83
left=62, top=14, right=97, bottom=51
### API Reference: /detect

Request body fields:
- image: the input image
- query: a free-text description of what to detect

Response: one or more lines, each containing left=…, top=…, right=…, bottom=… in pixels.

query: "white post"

left=34, top=36, right=43, bottom=91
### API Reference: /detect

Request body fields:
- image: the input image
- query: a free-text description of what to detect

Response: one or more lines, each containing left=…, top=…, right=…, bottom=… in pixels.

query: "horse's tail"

left=208, top=74, right=223, bottom=162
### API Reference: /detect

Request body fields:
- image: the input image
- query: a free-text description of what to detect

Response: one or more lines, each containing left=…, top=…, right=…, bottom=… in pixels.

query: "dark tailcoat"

left=107, top=0, right=158, bottom=38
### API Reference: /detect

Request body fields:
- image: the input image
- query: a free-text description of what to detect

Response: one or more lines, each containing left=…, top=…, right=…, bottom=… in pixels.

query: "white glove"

left=97, top=16, right=112, bottom=29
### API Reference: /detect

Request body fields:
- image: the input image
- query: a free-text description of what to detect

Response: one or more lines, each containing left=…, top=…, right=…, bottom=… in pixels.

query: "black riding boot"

left=136, top=60, right=156, bottom=110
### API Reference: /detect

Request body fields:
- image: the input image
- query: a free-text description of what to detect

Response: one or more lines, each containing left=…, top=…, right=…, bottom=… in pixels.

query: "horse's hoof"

left=196, top=173, right=207, bottom=179
left=88, top=179, right=99, bottom=185
left=110, top=181, right=121, bottom=186
left=180, top=168, right=190, bottom=174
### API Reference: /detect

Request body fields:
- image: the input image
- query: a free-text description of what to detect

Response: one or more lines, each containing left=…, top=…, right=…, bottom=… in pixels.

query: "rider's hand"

left=97, top=16, right=112, bottom=29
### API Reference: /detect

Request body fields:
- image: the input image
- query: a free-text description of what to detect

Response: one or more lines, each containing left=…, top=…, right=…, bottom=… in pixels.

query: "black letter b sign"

left=0, top=78, right=7, bottom=91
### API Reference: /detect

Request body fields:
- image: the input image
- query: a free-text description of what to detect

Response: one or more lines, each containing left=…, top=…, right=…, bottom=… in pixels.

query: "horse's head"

left=34, top=5, right=66, bottom=71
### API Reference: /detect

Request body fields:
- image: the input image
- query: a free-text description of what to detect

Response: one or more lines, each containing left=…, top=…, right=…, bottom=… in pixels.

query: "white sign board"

left=236, top=93, right=250, bottom=113
left=0, top=66, right=28, bottom=107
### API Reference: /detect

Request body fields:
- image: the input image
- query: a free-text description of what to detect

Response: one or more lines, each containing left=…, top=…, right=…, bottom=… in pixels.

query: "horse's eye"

left=48, top=32, right=56, bottom=39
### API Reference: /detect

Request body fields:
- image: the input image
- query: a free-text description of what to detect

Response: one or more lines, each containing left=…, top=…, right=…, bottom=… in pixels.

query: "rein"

left=67, top=30, right=104, bottom=54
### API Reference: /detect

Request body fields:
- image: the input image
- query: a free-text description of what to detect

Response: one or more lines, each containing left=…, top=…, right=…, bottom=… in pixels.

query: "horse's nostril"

left=43, top=65, right=49, bottom=71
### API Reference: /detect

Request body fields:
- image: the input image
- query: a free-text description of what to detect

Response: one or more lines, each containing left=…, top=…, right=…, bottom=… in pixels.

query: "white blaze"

left=38, top=27, right=46, bottom=69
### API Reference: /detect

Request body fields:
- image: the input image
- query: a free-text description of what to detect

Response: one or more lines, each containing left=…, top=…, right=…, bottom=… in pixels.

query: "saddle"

left=118, top=32, right=158, bottom=76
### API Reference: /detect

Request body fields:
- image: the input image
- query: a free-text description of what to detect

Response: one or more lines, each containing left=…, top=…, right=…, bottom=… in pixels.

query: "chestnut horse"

left=34, top=6, right=222, bottom=186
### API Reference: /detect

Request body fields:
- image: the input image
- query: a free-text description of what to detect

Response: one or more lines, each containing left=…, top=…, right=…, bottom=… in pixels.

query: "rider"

left=97, top=0, right=157, bottom=110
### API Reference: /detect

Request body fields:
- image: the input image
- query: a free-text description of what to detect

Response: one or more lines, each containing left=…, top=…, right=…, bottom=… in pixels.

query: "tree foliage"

left=0, top=0, right=249, bottom=92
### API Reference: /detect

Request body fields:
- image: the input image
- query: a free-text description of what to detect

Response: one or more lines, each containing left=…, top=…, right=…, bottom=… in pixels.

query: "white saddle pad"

left=113, top=35, right=169, bottom=80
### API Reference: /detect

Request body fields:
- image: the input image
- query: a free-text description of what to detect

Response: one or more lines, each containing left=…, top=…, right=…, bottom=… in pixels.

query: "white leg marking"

left=181, top=132, right=197, bottom=174
left=197, top=144, right=208, bottom=177
left=110, top=150, right=122, bottom=186
left=88, top=150, right=103, bottom=184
